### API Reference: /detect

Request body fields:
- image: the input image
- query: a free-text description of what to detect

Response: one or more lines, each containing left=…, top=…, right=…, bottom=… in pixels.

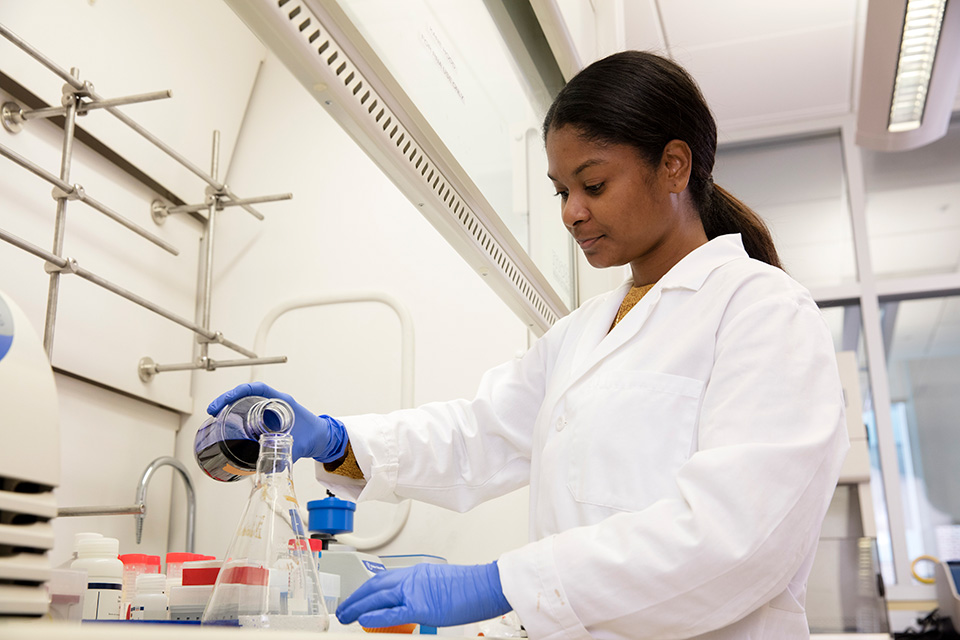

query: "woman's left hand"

left=336, top=561, right=512, bottom=629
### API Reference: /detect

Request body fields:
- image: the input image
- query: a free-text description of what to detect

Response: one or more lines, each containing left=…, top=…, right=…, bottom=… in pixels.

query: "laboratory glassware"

left=194, top=395, right=295, bottom=482
left=201, top=431, right=329, bottom=630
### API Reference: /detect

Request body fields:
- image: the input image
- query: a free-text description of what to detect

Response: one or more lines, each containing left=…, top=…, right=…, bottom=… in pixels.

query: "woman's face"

left=545, top=125, right=705, bottom=284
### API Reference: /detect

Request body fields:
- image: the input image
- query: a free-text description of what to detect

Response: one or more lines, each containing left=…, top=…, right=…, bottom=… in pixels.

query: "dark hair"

left=543, top=51, right=781, bottom=269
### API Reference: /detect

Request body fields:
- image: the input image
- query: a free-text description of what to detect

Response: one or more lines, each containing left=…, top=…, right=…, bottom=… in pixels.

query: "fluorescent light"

left=888, top=0, right=948, bottom=132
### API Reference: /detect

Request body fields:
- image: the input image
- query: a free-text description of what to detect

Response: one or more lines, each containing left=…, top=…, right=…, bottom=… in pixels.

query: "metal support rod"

left=210, top=355, right=287, bottom=368
left=0, top=22, right=85, bottom=91
left=0, top=142, right=179, bottom=255
left=166, top=192, right=293, bottom=215
left=42, top=69, right=79, bottom=357
left=0, top=227, right=257, bottom=358
left=58, top=504, right=145, bottom=517
left=199, top=131, right=220, bottom=362
left=0, top=22, right=265, bottom=221
left=21, top=89, right=173, bottom=120
left=141, top=355, right=288, bottom=377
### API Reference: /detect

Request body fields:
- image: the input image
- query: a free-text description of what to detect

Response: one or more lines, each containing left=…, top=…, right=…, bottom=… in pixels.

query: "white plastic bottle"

left=71, top=537, right=123, bottom=620
left=130, top=574, right=168, bottom=621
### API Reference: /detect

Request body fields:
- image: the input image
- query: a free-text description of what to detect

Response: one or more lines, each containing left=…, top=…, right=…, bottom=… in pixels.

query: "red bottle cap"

left=166, top=552, right=210, bottom=564
left=287, top=538, right=324, bottom=553
left=119, top=553, right=153, bottom=566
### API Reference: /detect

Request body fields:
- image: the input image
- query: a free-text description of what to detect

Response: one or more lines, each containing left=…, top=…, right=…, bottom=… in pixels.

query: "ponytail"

left=701, top=182, right=782, bottom=269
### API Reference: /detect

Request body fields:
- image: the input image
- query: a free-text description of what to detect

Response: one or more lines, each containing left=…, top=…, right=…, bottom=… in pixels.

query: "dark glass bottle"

left=193, top=396, right=294, bottom=482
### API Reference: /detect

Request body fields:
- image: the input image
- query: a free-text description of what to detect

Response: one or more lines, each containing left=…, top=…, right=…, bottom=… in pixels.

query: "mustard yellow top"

left=610, top=283, right=655, bottom=331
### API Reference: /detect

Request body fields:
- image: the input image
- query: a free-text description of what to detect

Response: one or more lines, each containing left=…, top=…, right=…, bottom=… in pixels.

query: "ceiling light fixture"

left=888, top=0, right=948, bottom=132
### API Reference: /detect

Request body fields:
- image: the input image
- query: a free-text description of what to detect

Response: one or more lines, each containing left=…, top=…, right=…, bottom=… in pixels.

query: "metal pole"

left=199, top=131, right=220, bottom=362
left=143, top=356, right=288, bottom=375
left=20, top=90, right=173, bottom=121
left=0, top=23, right=84, bottom=91
left=0, top=143, right=178, bottom=254
left=42, top=69, right=79, bottom=357
left=216, top=193, right=292, bottom=209
left=166, top=192, right=292, bottom=215
left=0, top=226, right=259, bottom=358
left=58, top=504, right=145, bottom=517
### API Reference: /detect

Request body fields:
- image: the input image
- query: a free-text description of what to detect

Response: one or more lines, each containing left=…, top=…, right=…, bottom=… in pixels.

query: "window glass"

left=332, top=0, right=575, bottom=308
left=883, top=294, right=960, bottom=580
left=714, top=134, right=857, bottom=289
left=862, top=116, right=960, bottom=280
left=820, top=304, right=895, bottom=585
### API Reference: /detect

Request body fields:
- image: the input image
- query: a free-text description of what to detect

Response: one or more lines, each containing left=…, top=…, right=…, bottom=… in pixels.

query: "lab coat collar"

left=562, top=234, right=749, bottom=395
left=623, top=233, right=748, bottom=293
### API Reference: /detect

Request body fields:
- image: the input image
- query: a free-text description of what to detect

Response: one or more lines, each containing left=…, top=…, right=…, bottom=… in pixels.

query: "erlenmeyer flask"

left=201, top=432, right=329, bottom=630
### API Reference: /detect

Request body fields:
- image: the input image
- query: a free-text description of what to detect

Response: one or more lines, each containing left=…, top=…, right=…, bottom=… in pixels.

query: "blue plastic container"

left=307, top=497, right=356, bottom=535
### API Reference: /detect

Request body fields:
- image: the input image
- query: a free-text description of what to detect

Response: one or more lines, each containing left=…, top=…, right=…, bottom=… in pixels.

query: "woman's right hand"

left=207, top=382, right=348, bottom=463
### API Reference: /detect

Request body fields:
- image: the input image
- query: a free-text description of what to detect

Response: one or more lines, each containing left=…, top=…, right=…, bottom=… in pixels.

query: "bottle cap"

left=72, top=532, right=102, bottom=553
left=147, top=555, right=162, bottom=570
left=166, top=552, right=209, bottom=564
left=119, top=553, right=153, bottom=566
left=77, top=537, right=119, bottom=558
left=135, top=573, right=168, bottom=593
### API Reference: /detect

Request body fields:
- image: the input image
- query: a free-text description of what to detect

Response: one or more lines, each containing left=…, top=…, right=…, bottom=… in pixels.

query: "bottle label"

left=83, top=583, right=122, bottom=620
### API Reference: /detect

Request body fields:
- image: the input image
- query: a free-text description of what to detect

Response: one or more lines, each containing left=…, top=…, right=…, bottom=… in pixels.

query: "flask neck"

left=256, top=432, right=294, bottom=477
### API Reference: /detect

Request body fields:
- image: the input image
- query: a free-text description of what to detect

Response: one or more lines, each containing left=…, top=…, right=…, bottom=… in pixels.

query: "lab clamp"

left=0, top=21, right=288, bottom=380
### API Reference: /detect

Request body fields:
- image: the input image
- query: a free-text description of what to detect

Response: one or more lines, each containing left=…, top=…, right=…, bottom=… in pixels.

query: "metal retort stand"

left=0, top=22, right=288, bottom=380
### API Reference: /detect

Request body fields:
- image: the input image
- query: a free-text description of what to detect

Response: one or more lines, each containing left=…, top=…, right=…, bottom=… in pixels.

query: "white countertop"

left=1, top=620, right=894, bottom=639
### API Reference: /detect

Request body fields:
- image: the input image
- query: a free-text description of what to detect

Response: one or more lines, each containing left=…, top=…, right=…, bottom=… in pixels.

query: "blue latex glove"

left=207, top=382, right=348, bottom=463
left=336, top=561, right=511, bottom=629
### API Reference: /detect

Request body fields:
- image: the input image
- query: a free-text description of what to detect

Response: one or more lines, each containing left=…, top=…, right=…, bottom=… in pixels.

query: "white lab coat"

left=318, top=234, right=849, bottom=640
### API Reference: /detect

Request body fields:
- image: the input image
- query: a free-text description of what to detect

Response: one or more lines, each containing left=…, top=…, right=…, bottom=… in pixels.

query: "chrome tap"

left=135, top=456, right=196, bottom=553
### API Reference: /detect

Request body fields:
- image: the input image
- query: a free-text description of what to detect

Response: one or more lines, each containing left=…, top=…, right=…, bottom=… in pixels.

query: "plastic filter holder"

left=307, top=496, right=356, bottom=535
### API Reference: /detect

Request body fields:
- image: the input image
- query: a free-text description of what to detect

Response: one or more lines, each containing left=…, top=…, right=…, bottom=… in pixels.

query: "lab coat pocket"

left=567, top=370, right=703, bottom=513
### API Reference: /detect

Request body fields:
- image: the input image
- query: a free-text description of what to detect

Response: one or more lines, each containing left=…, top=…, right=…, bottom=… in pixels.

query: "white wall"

left=1, top=1, right=530, bottom=572
left=0, top=0, right=260, bottom=564
left=168, top=50, right=531, bottom=563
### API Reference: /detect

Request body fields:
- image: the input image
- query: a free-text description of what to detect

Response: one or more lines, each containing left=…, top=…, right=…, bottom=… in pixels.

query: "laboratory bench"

left=0, top=621, right=896, bottom=639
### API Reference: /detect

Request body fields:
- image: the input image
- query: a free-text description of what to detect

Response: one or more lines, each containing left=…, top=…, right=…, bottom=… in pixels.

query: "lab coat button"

left=556, top=417, right=566, bottom=432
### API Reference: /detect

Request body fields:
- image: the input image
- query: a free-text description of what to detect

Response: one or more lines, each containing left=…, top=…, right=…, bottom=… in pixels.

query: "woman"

left=209, top=51, right=848, bottom=639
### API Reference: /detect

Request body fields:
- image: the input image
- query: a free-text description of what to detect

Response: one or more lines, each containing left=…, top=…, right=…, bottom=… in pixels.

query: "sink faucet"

left=135, top=457, right=196, bottom=553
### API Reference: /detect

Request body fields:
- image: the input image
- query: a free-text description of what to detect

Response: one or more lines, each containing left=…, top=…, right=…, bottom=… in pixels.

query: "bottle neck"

left=246, top=399, right=294, bottom=437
